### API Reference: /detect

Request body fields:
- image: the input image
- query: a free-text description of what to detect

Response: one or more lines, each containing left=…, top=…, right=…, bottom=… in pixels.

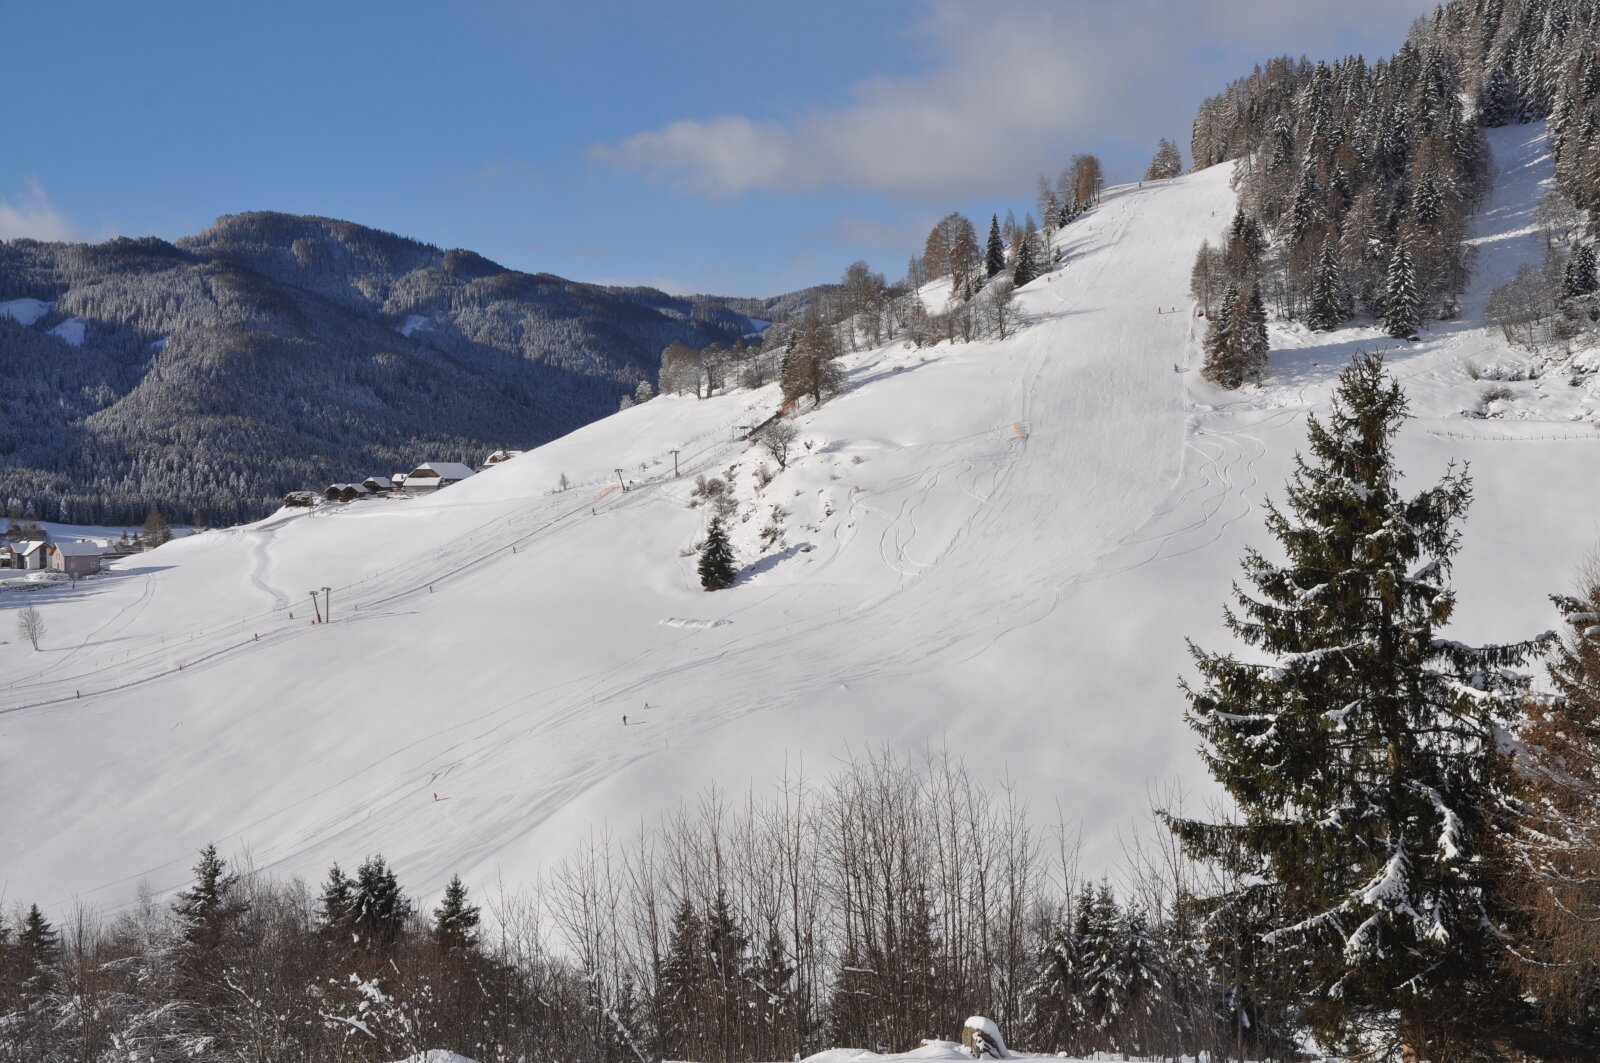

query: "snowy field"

left=4, top=123, right=1596, bottom=914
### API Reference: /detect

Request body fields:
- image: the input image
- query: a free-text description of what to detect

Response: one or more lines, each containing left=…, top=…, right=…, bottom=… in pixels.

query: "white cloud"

left=0, top=179, right=83, bottom=241
left=590, top=0, right=1428, bottom=201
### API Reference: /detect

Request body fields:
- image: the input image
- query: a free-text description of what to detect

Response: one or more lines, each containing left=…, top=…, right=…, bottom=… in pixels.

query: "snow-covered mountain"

left=0, top=216, right=767, bottom=527
left=5, top=122, right=1596, bottom=913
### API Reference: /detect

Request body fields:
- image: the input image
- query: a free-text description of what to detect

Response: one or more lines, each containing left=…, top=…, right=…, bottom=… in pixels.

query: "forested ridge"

left=1189, top=0, right=1600, bottom=384
left=0, top=215, right=768, bottom=526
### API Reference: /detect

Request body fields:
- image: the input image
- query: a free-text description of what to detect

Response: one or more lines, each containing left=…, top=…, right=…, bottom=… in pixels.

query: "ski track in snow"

left=6, top=123, right=1600, bottom=911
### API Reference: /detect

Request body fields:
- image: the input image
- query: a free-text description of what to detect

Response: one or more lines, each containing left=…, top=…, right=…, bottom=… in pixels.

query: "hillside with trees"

left=1190, top=0, right=1600, bottom=387
left=0, top=216, right=765, bottom=525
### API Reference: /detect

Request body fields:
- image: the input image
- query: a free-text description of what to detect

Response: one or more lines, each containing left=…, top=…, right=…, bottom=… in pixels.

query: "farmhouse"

left=483, top=449, right=524, bottom=468
left=49, top=541, right=103, bottom=577
left=401, top=461, right=476, bottom=494
left=10, top=539, right=47, bottom=571
left=322, top=483, right=372, bottom=503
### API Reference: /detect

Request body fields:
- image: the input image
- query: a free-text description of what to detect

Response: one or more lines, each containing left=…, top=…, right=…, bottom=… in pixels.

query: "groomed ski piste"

left=4, top=123, right=1599, bottom=914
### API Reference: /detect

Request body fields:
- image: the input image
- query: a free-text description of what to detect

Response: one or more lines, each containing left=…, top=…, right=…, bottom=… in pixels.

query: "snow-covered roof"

left=51, top=541, right=102, bottom=557
left=483, top=449, right=524, bottom=465
left=15, top=540, right=46, bottom=556
left=407, top=461, right=476, bottom=481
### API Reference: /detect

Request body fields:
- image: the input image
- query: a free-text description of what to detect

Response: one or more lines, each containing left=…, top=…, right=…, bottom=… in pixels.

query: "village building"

left=322, top=482, right=372, bottom=503
left=49, top=541, right=103, bottom=577
left=400, top=461, right=476, bottom=494
left=361, top=476, right=394, bottom=494
left=483, top=449, right=524, bottom=468
left=90, top=536, right=139, bottom=558
left=11, top=539, right=47, bottom=571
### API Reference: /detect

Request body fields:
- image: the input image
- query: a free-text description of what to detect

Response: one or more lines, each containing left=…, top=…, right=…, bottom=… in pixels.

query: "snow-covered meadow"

left=3, top=122, right=1596, bottom=916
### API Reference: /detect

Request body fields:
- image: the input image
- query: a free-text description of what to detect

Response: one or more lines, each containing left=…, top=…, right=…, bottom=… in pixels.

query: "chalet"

left=401, top=461, right=476, bottom=494
left=322, top=483, right=372, bottom=503
left=11, top=539, right=47, bottom=571
left=49, top=541, right=103, bottom=577
left=483, top=449, right=524, bottom=468
left=361, top=476, right=394, bottom=495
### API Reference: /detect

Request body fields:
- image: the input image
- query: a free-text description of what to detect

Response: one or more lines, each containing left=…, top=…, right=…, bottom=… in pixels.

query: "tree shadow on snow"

left=738, top=542, right=810, bottom=583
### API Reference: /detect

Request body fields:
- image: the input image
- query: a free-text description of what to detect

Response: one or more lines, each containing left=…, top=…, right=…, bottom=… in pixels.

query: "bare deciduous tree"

left=979, top=278, right=1022, bottom=340
left=757, top=421, right=798, bottom=470
left=17, top=604, right=45, bottom=651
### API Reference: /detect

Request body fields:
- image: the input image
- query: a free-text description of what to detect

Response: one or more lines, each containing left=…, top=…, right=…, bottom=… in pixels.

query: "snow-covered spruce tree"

left=1012, top=226, right=1042, bottom=288
left=5, top=904, right=60, bottom=1061
left=1170, top=350, right=1543, bottom=1059
left=1201, top=282, right=1241, bottom=387
left=171, top=844, right=246, bottom=1003
left=316, top=862, right=357, bottom=940
left=433, top=874, right=480, bottom=951
left=351, top=854, right=411, bottom=953
left=985, top=214, right=1005, bottom=279
left=1383, top=234, right=1422, bottom=339
left=1025, top=910, right=1086, bottom=1055
left=1241, top=282, right=1269, bottom=384
left=1204, top=280, right=1268, bottom=389
left=654, top=896, right=705, bottom=1060
left=1145, top=137, right=1184, bottom=181
left=1307, top=239, right=1350, bottom=331
left=1565, top=243, right=1598, bottom=298
left=699, top=516, right=736, bottom=591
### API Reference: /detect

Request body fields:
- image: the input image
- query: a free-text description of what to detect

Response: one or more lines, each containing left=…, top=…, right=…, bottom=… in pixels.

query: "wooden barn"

left=322, top=483, right=372, bottom=503
left=483, top=449, right=524, bottom=468
left=401, top=461, right=476, bottom=494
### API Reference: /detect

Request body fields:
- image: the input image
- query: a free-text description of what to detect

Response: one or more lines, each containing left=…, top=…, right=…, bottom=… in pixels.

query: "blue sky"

left=2, top=1, right=1432, bottom=297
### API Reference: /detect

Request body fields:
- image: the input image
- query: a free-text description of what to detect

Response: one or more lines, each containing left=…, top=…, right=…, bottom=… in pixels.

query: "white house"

left=12, top=539, right=47, bottom=571
left=401, top=461, right=476, bottom=494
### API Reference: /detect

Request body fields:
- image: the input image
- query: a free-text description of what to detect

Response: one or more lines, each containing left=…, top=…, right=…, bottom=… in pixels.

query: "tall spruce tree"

left=317, top=862, right=357, bottom=940
left=655, top=897, right=705, bottom=1060
left=1241, top=282, right=1269, bottom=383
left=1013, top=227, right=1042, bottom=288
left=1307, top=239, right=1350, bottom=331
left=699, top=517, right=737, bottom=591
left=1564, top=242, right=1598, bottom=297
left=1026, top=910, right=1086, bottom=1054
left=1170, top=351, right=1543, bottom=1058
left=15, top=904, right=59, bottom=998
left=433, top=874, right=480, bottom=951
left=1383, top=235, right=1422, bottom=338
left=172, top=843, right=246, bottom=1000
left=1201, top=283, right=1241, bottom=387
left=352, top=854, right=411, bottom=951
left=985, top=214, right=1005, bottom=279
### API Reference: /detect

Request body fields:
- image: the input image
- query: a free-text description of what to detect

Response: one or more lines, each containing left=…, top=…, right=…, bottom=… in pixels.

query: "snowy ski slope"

left=5, top=123, right=1598, bottom=913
